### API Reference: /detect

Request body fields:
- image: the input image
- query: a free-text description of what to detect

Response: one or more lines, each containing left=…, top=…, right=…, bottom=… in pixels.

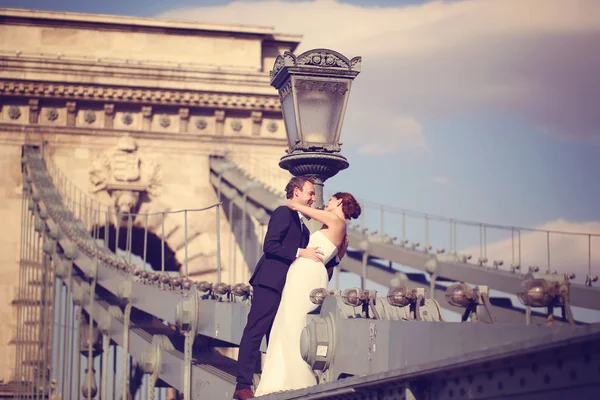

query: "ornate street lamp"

left=270, top=48, right=361, bottom=208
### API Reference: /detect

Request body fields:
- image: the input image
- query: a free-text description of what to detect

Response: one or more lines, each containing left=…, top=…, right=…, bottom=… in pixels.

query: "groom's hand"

left=299, top=247, right=324, bottom=262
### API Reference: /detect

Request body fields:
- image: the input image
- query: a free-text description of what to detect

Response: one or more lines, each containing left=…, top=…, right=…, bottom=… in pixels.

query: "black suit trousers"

left=235, top=285, right=281, bottom=391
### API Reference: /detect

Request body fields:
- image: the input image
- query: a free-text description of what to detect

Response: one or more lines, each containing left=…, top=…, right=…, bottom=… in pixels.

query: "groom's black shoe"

left=233, top=388, right=255, bottom=399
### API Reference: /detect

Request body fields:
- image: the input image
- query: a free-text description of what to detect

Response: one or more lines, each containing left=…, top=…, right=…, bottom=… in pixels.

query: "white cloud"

left=158, top=0, right=600, bottom=151
left=431, top=176, right=451, bottom=184
left=350, top=115, right=429, bottom=156
left=460, top=219, right=600, bottom=285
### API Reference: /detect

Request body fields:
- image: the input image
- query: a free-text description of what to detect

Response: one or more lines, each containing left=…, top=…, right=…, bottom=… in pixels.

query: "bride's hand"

left=284, top=199, right=295, bottom=209
left=299, top=247, right=324, bottom=262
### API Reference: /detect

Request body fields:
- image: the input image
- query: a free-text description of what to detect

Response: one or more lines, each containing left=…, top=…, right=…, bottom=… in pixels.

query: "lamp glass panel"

left=295, top=78, right=349, bottom=145
left=281, top=93, right=298, bottom=149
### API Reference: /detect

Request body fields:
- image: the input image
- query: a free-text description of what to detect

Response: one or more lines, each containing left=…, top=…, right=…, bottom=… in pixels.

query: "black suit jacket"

left=249, top=206, right=309, bottom=293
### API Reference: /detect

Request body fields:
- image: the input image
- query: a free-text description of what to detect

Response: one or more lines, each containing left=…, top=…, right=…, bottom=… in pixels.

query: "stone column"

left=215, top=110, right=225, bottom=135
left=66, top=101, right=77, bottom=127
left=251, top=111, right=262, bottom=136
left=104, top=104, right=115, bottom=129
left=142, top=106, right=152, bottom=131
left=28, top=99, right=39, bottom=124
left=179, top=108, right=190, bottom=133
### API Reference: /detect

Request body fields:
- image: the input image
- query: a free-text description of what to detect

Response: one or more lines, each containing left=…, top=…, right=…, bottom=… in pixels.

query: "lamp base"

left=279, top=152, right=349, bottom=180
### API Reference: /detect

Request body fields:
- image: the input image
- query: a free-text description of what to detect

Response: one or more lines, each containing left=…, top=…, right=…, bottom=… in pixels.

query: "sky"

left=3, top=0, right=600, bottom=317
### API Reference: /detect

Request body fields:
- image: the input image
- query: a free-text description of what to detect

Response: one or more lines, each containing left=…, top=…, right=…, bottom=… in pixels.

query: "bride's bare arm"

left=284, top=200, right=343, bottom=229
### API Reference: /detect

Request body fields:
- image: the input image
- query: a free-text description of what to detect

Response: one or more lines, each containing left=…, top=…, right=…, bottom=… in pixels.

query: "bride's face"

left=325, top=196, right=341, bottom=212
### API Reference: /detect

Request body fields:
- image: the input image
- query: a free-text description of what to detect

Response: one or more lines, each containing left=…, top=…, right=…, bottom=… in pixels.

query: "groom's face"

left=295, top=181, right=316, bottom=207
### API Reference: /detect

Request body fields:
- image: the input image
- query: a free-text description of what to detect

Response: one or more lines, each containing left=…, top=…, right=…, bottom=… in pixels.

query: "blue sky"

left=3, top=0, right=599, bottom=316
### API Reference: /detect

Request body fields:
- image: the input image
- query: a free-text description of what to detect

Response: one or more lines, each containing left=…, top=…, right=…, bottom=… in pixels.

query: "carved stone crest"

left=89, top=134, right=161, bottom=222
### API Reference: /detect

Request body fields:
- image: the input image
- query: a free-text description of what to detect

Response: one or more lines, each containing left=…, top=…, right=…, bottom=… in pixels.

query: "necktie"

left=299, top=217, right=308, bottom=244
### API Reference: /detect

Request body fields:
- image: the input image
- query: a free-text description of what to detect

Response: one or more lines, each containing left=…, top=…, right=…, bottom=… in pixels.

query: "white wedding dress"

left=254, top=230, right=338, bottom=396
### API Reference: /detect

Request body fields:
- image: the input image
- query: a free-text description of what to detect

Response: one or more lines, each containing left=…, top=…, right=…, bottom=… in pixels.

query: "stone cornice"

left=0, top=54, right=273, bottom=91
left=0, top=8, right=302, bottom=46
left=0, top=123, right=288, bottom=147
left=0, top=79, right=282, bottom=112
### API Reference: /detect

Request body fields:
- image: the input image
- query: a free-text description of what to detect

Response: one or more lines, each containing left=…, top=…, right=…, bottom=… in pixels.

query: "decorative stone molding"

left=0, top=80, right=281, bottom=112
left=215, top=110, right=225, bottom=135
left=46, top=108, right=59, bottom=122
left=122, top=112, right=133, bottom=126
left=179, top=108, right=189, bottom=133
left=231, top=119, right=243, bottom=132
left=196, top=118, right=207, bottom=130
left=142, top=106, right=152, bottom=131
left=159, top=115, right=170, bottom=128
left=251, top=111, right=262, bottom=136
left=28, top=99, right=39, bottom=124
left=8, top=106, right=21, bottom=120
left=66, top=102, right=76, bottom=126
left=0, top=122, right=288, bottom=147
left=267, top=121, right=278, bottom=133
left=104, top=104, right=114, bottom=129
left=84, top=110, right=96, bottom=124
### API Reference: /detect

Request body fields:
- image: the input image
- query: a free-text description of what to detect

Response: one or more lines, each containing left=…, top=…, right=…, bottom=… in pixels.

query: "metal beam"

left=259, top=323, right=600, bottom=399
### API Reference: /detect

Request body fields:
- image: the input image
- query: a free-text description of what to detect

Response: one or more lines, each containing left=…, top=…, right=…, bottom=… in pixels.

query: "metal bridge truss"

left=13, top=146, right=600, bottom=399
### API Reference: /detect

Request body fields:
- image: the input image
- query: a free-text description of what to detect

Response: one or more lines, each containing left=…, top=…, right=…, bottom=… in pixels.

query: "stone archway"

left=92, top=204, right=221, bottom=281
left=95, top=224, right=181, bottom=272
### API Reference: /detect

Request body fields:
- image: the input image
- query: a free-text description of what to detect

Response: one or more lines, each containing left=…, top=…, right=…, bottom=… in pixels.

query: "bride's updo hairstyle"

left=332, top=192, right=361, bottom=220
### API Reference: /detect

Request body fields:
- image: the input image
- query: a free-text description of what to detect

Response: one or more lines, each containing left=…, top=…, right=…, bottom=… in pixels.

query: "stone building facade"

left=0, top=8, right=298, bottom=382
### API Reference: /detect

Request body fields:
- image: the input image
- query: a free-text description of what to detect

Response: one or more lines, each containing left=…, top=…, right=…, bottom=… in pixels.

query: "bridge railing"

left=220, top=152, right=600, bottom=286
left=349, top=198, right=600, bottom=286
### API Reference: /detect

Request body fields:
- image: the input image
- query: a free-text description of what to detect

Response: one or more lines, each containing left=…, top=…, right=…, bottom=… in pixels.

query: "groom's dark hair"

left=285, top=175, right=315, bottom=199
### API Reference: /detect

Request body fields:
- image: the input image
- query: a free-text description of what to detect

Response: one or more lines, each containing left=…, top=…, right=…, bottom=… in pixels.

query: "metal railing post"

left=216, top=204, right=222, bottom=283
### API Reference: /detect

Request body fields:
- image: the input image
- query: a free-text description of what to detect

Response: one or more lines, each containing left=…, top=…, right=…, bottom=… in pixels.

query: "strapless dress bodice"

left=307, top=230, right=338, bottom=265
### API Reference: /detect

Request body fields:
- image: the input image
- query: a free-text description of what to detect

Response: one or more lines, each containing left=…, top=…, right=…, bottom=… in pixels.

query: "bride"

left=254, top=192, right=361, bottom=396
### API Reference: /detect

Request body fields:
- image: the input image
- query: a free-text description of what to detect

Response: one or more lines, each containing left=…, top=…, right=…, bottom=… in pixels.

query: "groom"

left=233, top=176, right=332, bottom=400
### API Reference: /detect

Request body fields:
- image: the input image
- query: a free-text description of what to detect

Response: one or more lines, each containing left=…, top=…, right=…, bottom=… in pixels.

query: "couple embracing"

left=233, top=176, right=361, bottom=399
